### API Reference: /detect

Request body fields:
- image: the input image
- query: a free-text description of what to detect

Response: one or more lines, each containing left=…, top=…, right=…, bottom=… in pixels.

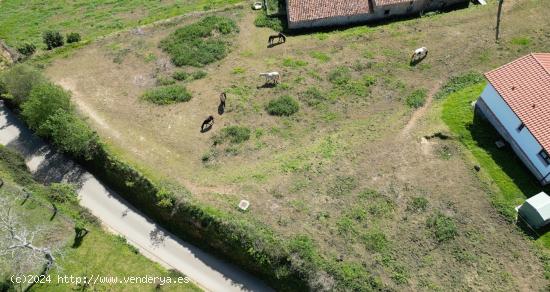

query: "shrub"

left=172, top=71, right=189, bottom=81
left=362, top=230, right=389, bottom=252
left=309, top=51, right=330, bottom=62
left=301, top=87, right=327, bottom=106
left=405, top=88, right=428, bottom=108
left=254, top=11, right=284, bottom=31
left=40, top=109, right=98, bottom=159
left=220, top=126, right=251, bottom=144
left=266, top=95, right=299, bottom=116
left=160, top=16, right=238, bottom=67
left=191, top=70, right=207, bottom=80
left=156, top=76, right=176, bottom=86
left=141, top=85, right=192, bottom=105
left=328, top=66, right=352, bottom=86
left=282, top=58, right=308, bottom=68
left=0, top=65, right=44, bottom=106
left=42, top=30, right=64, bottom=50
left=21, top=82, right=72, bottom=135
left=16, top=43, right=36, bottom=57
left=48, top=183, right=78, bottom=203
left=426, top=212, right=458, bottom=242
left=408, top=196, right=429, bottom=212
left=66, top=32, right=81, bottom=43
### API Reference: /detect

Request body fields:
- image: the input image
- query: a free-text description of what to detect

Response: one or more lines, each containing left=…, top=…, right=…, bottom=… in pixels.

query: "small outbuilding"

left=518, top=192, right=550, bottom=229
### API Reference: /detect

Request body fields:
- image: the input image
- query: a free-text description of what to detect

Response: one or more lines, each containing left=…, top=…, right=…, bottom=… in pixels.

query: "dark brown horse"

left=218, top=92, right=227, bottom=115
left=201, top=115, right=214, bottom=132
left=268, top=32, right=286, bottom=45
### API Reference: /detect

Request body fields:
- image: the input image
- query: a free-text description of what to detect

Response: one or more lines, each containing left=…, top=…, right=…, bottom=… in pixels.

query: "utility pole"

left=496, top=0, right=504, bottom=41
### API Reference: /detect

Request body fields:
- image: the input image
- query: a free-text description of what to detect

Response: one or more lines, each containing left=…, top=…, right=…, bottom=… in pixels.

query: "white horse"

left=411, top=47, right=428, bottom=64
left=259, top=72, right=280, bottom=84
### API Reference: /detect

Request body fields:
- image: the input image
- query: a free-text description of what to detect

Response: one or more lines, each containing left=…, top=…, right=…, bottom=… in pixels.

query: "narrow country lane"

left=0, top=101, right=273, bottom=292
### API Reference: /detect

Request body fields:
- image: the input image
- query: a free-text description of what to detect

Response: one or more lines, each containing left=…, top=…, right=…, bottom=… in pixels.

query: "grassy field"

left=441, top=82, right=550, bottom=274
left=0, top=146, right=201, bottom=292
left=6, top=0, right=548, bottom=289
left=0, top=0, right=241, bottom=49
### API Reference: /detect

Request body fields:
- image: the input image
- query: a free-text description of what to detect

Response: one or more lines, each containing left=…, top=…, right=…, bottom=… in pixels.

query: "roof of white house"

left=524, top=192, right=550, bottom=221
left=485, top=53, right=550, bottom=153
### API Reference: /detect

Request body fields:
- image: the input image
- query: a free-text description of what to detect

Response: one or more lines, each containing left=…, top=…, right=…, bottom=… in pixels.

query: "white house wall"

left=479, top=83, right=550, bottom=185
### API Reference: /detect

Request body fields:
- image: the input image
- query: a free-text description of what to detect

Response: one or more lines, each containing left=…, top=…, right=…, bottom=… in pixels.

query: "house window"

left=517, top=123, right=525, bottom=132
left=540, top=150, right=550, bottom=165
left=384, top=9, right=390, bottom=15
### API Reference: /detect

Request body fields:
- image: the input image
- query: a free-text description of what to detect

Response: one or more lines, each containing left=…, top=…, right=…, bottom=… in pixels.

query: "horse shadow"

left=257, top=83, right=277, bottom=89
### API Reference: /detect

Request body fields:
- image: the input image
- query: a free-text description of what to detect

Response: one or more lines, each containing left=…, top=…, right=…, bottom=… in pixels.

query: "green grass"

left=141, top=85, right=192, bottom=105
left=215, top=126, right=251, bottom=144
left=266, top=95, right=299, bottom=116
left=160, top=16, right=238, bottom=67
left=405, top=88, right=428, bottom=108
left=0, top=0, right=241, bottom=49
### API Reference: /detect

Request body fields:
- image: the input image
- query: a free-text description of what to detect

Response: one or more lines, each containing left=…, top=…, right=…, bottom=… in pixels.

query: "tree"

left=496, top=0, right=504, bottom=41
left=0, top=65, right=44, bottom=106
left=16, top=43, right=36, bottom=57
left=42, top=31, right=64, bottom=50
left=21, top=82, right=72, bottom=136
left=39, top=109, right=98, bottom=159
left=0, top=197, right=58, bottom=276
left=66, top=32, right=81, bottom=44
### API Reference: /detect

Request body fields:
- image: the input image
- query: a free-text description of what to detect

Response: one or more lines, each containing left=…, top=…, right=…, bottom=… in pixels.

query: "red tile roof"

left=485, top=53, right=550, bottom=152
left=287, top=0, right=372, bottom=23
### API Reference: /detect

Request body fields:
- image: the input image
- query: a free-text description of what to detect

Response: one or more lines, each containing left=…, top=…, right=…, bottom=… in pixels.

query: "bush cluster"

left=216, top=126, right=251, bottom=144
left=254, top=11, right=284, bottom=32
left=48, top=183, right=78, bottom=203
left=0, top=65, right=44, bottom=106
left=141, top=84, right=192, bottom=105
left=434, top=72, right=484, bottom=99
left=66, top=32, right=81, bottom=43
left=426, top=212, right=458, bottom=242
left=160, top=16, right=238, bottom=67
left=16, top=43, right=36, bottom=57
left=43, top=30, right=64, bottom=50
left=266, top=95, right=299, bottom=116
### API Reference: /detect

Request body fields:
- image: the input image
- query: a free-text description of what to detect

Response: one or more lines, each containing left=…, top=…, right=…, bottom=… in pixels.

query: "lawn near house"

left=441, top=82, right=550, bottom=276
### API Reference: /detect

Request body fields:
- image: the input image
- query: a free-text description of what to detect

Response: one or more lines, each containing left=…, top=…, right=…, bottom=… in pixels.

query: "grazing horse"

left=201, top=115, right=214, bottom=132
left=268, top=32, right=286, bottom=45
left=260, top=72, right=280, bottom=84
left=410, top=47, right=428, bottom=65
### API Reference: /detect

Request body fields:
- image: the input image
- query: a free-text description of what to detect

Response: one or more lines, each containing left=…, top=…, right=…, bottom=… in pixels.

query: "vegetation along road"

left=0, top=101, right=271, bottom=292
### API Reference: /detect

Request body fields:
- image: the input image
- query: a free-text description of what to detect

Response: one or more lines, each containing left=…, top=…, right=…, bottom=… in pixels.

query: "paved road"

left=0, top=102, right=272, bottom=292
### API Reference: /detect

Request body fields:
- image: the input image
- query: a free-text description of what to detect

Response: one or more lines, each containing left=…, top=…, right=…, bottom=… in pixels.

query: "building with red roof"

left=285, top=0, right=469, bottom=29
left=476, top=53, right=550, bottom=185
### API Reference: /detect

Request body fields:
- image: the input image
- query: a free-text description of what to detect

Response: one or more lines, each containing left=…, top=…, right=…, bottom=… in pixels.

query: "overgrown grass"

left=160, top=16, right=238, bottom=67
left=254, top=11, right=284, bottom=31
left=434, top=72, right=484, bottom=99
left=214, top=126, right=251, bottom=144
left=141, top=85, right=192, bottom=105
left=426, top=212, right=458, bottom=242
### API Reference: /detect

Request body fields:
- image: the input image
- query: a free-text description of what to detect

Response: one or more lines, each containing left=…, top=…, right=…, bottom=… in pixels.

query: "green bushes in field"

left=0, top=65, right=44, bottom=106
left=191, top=70, right=207, bottom=80
left=406, top=88, right=428, bottom=108
left=160, top=16, right=238, bottom=67
left=408, top=196, right=429, bottom=212
left=328, top=66, right=352, bottom=86
left=215, top=126, right=251, bottom=144
left=156, top=76, right=176, bottom=86
left=141, top=85, right=192, bottom=105
left=42, top=31, right=64, bottom=50
left=172, top=71, right=189, bottom=81
left=16, top=43, right=36, bottom=57
left=266, top=95, right=299, bottom=116
left=300, top=87, right=327, bottom=106
left=66, top=32, right=81, bottom=43
left=426, top=212, right=458, bottom=242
